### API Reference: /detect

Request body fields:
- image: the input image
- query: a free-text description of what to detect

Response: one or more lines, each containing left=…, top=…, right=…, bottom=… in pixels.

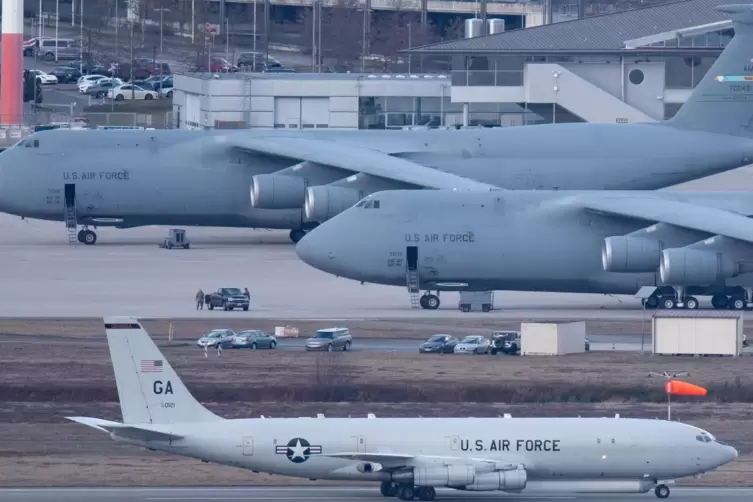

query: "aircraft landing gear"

left=380, top=481, right=398, bottom=497
left=396, top=485, right=415, bottom=501
left=77, top=228, right=97, bottom=245
left=416, top=486, right=436, bottom=501
left=654, top=484, right=670, bottom=498
left=289, top=229, right=306, bottom=243
left=419, top=293, right=440, bottom=310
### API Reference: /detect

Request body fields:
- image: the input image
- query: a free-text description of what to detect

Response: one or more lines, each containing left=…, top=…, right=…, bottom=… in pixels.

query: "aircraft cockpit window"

left=696, top=434, right=712, bottom=443
left=373, top=200, right=380, bottom=209
left=33, top=139, right=39, bottom=148
left=355, top=200, right=367, bottom=208
left=364, top=201, right=373, bottom=208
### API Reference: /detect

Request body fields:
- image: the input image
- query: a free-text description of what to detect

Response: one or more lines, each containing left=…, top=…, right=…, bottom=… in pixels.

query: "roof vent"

left=465, top=18, right=484, bottom=38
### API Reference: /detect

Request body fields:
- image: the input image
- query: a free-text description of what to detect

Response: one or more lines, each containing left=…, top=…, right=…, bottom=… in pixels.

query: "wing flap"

left=66, top=416, right=183, bottom=442
left=582, top=195, right=753, bottom=244
left=228, top=136, right=498, bottom=191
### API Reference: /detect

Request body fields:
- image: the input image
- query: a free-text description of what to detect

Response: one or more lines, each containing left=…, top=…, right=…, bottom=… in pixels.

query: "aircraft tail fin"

left=667, top=4, right=753, bottom=137
left=104, top=316, right=222, bottom=425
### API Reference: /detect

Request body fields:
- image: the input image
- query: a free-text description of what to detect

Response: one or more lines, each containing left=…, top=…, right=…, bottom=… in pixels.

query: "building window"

left=628, top=69, right=644, bottom=85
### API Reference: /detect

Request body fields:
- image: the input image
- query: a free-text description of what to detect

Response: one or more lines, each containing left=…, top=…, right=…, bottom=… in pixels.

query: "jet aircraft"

left=296, top=188, right=753, bottom=311
left=2, top=5, right=753, bottom=245
left=69, top=316, right=736, bottom=500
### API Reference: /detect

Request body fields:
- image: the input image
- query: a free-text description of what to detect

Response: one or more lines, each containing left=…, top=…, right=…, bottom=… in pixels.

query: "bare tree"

left=369, top=7, right=438, bottom=71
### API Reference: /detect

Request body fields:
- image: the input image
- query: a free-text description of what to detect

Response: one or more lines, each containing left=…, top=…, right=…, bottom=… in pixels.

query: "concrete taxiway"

left=0, top=213, right=684, bottom=318
left=0, top=487, right=749, bottom=502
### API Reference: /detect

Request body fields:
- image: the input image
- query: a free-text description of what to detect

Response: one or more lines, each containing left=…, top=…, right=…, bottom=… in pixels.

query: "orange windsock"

left=665, top=380, right=707, bottom=396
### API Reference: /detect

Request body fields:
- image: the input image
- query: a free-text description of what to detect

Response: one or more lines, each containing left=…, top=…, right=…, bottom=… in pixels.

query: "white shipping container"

left=521, top=321, right=586, bottom=355
left=652, top=311, right=743, bottom=356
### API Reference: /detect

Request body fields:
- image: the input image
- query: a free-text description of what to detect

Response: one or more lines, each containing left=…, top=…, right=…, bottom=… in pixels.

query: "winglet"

left=103, top=316, right=223, bottom=425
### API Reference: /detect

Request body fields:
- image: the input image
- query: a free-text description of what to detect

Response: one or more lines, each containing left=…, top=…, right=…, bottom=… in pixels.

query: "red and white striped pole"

left=1, top=0, right=24, bottom=125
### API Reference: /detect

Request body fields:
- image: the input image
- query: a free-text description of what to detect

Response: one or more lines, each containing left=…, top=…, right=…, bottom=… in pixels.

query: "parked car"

left=237, top=51, right=282, bottom=70
left=197, top=329, right=237, bottom=348
left=85, top=79, right=124, bottom=98
left=108, top=84, right=158, bottom=101
left=196, top=56, right=235, bottom=72
left=204, top=288, right=250, bottom=311
left=231, top=330, right=277, bottom=349
left=49, top=66, right=82, bottom=83
left=490, top=331, right=521, bottom=355
left=77, top=74, right=107, bottom=92
left=454, top=335, right=491, bottom=355
left=34, top=38, right=80, bottom=60
left=419, top=334, right=459, bottom=354
left=28, top=69, right=57, bottom=85
left=159, top=84, right=174, bottom=98
left=305, top=327, right=352, bottom=351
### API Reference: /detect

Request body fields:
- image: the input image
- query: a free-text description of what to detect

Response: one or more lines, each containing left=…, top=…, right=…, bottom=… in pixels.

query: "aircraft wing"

left=581, top=195, right=753, bottom=245
left=322, top=452, right=517, bottom=471
left=66, top=416, right=183, bottom=442
left=227, top=136, right=498, bottom=191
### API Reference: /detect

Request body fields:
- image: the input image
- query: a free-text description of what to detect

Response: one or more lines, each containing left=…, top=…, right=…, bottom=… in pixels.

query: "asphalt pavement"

left=0, top=487, right=748, bottom=502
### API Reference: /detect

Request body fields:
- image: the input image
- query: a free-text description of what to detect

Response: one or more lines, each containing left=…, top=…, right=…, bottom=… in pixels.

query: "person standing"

left=195, top=289, right=205, bottom=310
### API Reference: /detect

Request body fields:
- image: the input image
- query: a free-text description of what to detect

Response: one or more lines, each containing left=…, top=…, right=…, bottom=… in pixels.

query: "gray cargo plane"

left=3, top=4, right=753, bottom=245
left=295, top=188, right=753, bottom=311
left=68, top=316, right=736, bottom=500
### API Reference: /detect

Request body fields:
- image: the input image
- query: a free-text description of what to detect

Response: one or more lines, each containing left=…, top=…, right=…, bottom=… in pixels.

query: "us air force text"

left=63, top=170, right=130, bottom=181
left=405, top=232, right=475, bottom=244
left=461, top=439, right=561, bottom=453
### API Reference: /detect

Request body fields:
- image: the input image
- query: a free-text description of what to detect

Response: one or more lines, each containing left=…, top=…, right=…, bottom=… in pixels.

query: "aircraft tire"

left=685, top=296, right=699, bottom=310
left=730, top=296, right=746, bottom=310
left=643, top=296, right=659, bottom=309
left=396, top=485, right=415, bottom=501
left=660, top=296, right=676, bottom=310
left=417, top=486, right=436, bottom=501
left=424, top=294, right=440, bottom=310
left=712, top=295, right=729, bottom=309
left=380, top=481, right=397, bottom=497
left=81, top=230, right=97, bottom=245
left=654, top=484, right=670, bottom=498
left=419, top=296, right=428, bottom=309
left=289, top=229, right=306, bottom=243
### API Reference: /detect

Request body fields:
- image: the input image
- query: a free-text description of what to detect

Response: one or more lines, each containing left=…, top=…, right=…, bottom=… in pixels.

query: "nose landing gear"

left=654, top=484, right=670, bottom=498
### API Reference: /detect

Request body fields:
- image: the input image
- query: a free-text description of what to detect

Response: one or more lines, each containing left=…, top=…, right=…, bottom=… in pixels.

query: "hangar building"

left=172, top=0, right=735, bottom=129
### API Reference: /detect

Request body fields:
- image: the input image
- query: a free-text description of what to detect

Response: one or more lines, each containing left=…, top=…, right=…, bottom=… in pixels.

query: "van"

left=36, top=39, right=80, bottom=61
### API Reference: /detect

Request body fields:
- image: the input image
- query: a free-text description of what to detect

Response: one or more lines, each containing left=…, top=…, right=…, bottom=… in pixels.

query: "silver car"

left=454, top=335, right=491, bottom=355
left=231, top=330, right=277, bottom=349
left=196, top=329, right=236, bottom=349
left=305, top=327, right=352, bottom=351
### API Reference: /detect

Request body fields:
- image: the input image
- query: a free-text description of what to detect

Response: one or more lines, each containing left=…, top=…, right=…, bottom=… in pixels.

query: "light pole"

left=311, top=0, right=316, bottom=71
left=79, top=0, right=84, bottom=73
left=191, top=0, right=195, bottom=43
left=408, top=23, right=412, bottom=73
left=253, top=0, right=257, bottom=70
left=55, top=0, right=59, bottom=62
left=38, top=0, right=43, bottom=40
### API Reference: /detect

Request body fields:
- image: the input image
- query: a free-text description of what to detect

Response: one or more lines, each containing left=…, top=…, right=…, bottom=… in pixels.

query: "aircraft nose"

left=296, top=226, right=336, bottom=273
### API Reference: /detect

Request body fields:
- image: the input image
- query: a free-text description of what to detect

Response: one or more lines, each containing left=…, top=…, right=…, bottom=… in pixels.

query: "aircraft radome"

left=2, top=4, right=753, bottom=245
left=67, top=316, right=737, bottom=500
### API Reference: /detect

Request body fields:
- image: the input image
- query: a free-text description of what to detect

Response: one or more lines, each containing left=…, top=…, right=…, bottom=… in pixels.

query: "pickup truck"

left=205, top=288, right=249, bottom=311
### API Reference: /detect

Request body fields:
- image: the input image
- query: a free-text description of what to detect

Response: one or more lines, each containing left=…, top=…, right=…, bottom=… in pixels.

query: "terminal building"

left=172, top=0, right=735, bottom=129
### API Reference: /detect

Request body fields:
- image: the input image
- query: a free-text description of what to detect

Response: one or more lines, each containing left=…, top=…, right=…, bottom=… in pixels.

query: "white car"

left=158, top=85, right=173, bottom=98
left=80, top=77, right=122, bottom=94
left=108, top=84, right=158, bottom=101
left=29, top=70, right=57, bottom=85
left=453, top=335, right=491, bottom=355
left=77, top=74, right=106, bottom=92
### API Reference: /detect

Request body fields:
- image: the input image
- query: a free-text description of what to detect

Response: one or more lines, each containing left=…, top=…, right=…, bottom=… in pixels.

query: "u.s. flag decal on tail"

left=141, top=359, right=163, bottom=373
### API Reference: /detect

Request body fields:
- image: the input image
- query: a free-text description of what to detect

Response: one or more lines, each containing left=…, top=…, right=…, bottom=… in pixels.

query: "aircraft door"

left=352, top=435, right=366, bottom=452
left=242, top=436, right=254, bottom=456
left=64, top=184, right=75, bottom=208
left=406, top=246, right=418, bottom=271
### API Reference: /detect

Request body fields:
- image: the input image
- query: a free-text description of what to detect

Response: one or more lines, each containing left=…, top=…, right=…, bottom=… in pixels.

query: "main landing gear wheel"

left=289, top=229, right=306, bottom=243
left=380, top=481, right=398, bottom=497
left=661, top=296, right=676, bottom=310
left=685, top=296, right=699, bottom=310
left=643, top=296, right=659, bottom=309
left=417, top=486, right=436, bottom=501
left=711, top=294, right=729, bottom=309
left=655, top=484, right=670, bottom=498
left=420, top=294, right=440, bottom=310
left=730, top=296, right=746, bottom=310
left=396, top=485, right=415, bottom=501
left=77, top=229, right=97, bottom=245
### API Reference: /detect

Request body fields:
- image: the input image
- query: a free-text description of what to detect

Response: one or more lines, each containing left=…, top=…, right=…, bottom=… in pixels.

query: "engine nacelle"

left=602, top=236, right=662, bottom=273
left=356, top=462, right=382, bottom=473
left=250, top=174, right=305, bottom=209
left=465, top=469, right=528, bottom=492
left=304, top=186, right=361, bottom=222
left=408, top=466, right=476, bottom=487
left=660, top=248, right=738, bottom=285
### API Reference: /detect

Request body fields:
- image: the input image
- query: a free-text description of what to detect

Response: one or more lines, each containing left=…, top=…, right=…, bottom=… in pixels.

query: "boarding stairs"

left=406, top=267, right=421, bottom=309
left=65, top=204, right=78, bottom=244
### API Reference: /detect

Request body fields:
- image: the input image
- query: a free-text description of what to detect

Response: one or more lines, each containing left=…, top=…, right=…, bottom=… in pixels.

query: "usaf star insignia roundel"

left=275, top=437, right=323, bottom=463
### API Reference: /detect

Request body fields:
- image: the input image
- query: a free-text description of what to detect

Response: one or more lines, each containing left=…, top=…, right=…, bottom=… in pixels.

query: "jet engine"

left=659, top=248, right=738, bottom=285
left=392, top=466, right=476, bottom=487
left=356, top=462, right=383, bottom=473
left=602, top=236, right=662, bottom=273
left=304, top=186, right=361, bottom=222
left=464, top=469, right=528, bottom=492
left=250, top=174, right=305, bottom=209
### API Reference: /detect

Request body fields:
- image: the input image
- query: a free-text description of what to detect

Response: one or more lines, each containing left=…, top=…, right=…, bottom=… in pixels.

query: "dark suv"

left=205, top=288, right=250, bottom=311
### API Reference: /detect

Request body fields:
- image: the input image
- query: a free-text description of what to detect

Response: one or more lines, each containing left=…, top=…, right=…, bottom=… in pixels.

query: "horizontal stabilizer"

left=581, top=195, right=753, bottom=245
left=66, top=416, right=183, bottom=442
left=228, top=136, right=498, bottom=191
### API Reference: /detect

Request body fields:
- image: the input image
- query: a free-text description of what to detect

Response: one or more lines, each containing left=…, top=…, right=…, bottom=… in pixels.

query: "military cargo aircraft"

left=68, top=316, right=736, bottom=500
left=295, top=188, right=753, bottom=311
left=2, top=5, right=753, bottom=245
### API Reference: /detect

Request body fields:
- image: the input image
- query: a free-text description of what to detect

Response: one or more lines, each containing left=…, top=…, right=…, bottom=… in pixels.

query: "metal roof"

left=652, top=310, right=743, bottom=319
left=407, top=0, right=736, bottom=53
